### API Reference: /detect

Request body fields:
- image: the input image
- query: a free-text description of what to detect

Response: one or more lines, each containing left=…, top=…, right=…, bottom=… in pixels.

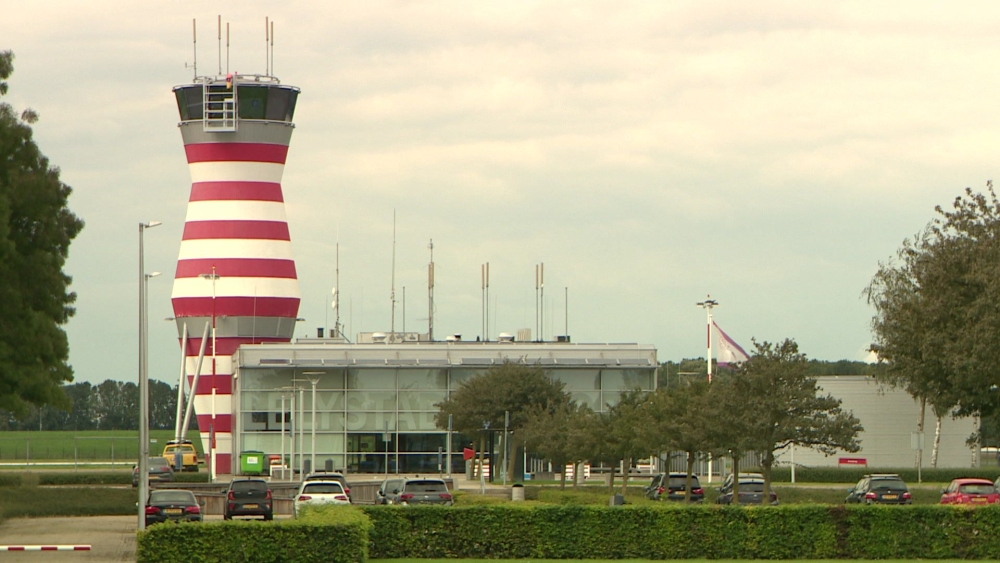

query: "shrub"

left=137, top=505, right=370, bottom=563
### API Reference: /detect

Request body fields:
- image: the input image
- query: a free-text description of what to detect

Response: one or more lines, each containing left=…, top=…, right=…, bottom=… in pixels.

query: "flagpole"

left=696, top=296, right=718, bottom=383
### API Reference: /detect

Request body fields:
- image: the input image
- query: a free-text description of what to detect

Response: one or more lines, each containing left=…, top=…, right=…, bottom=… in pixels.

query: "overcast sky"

left=5, top=1, right=996, bottom=386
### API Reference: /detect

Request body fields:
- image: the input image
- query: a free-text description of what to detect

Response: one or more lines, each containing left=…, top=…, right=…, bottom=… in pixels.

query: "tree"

left=0, top=51, right=84, bottom=416
left=519, top=398, right=591, bottom=488
left=729, top=339, right=863, bottom=498
left=435, top=361, right=569, bottom=481
left=866, top=185, right=1000, bottom=459
left=643, top=378, right=715, bottom=501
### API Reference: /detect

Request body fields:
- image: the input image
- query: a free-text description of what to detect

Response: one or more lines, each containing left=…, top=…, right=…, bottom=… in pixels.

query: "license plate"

left=972, top=497, right=987, bottom=503
left=244, top=504, right=258, bottom=509
left=883, top=494, right=897, bottom=500
left=165, top=508, right=182, bottom=515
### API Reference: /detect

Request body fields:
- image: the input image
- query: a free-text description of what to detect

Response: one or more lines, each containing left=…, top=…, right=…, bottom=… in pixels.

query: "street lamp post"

left=137, top=220, right=161, bottom=531
left=296, top=374, right=323, bottom=475
left=199, top=268, right=220, bottom=481
left=696, top=296, right=718, bottom=383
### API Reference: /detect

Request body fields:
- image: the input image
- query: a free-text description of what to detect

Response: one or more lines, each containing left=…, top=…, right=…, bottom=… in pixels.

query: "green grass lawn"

left=0, top=486, right=136, bottom=518
left=0, top=430, right=204, bottom=462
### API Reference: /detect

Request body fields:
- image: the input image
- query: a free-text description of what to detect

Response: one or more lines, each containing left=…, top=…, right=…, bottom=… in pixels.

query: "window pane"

left=398, top=412, right=440, bottom=431
left=348, top=368, right=396, bottom=390
left=397, top=433, right=447, bottom=452
left=347, top=391, right=396, bottom=411
left=556, top=369, right=601, bottom=390
left=398, top=369, right=448, bottom=389
left=346, top=411, right=396, bottom=432
left=398, top=390, right=447, bottom=411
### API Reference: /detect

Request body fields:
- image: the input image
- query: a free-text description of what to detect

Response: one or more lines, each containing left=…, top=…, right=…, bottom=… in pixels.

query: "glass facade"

left=236, top=363, right=655, bottom=475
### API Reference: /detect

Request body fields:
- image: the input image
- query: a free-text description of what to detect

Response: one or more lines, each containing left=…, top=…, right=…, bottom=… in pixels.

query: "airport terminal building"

left=229, top=338, right=658, bottom=475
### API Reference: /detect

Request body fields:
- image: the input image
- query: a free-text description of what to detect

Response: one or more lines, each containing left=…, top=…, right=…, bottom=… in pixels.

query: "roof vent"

left=372, top=332, right=387, bottom=343
left=498, top=332, right=515, bottom=342
left=445, top=333, right=462, bottom=342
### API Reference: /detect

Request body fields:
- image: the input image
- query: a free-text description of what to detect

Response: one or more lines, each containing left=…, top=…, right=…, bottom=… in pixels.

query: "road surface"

left=0, top=515, right=136, bottom=562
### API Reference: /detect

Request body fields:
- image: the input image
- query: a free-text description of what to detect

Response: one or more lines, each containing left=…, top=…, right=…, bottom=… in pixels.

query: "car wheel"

left=224, top=514, right=232, bottom=521
left=264, top=513, right=273, bottom=521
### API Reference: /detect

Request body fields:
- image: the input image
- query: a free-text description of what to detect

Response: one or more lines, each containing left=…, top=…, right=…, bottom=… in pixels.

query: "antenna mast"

left=270, top=20, right=275, bottom=76
left=540, top=262, right=545, bottom=342
left=390, top=210, right=396, bottom=342
left=217, top=15, right=221, bottom=75
left=265, top=17, right=269, bottom=76
left=334, top=240, right=340, bottom=337
left=192, top=19, right=197, bottom=79
left=428, top=240, right=434, bottom=341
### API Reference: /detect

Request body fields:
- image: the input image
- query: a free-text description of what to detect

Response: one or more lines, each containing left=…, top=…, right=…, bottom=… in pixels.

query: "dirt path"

left=0, top=516, right=136, bottom=562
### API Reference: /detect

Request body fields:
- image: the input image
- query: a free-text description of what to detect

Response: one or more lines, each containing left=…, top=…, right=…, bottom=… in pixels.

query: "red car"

left=940, top=478, right=1000, bottom=505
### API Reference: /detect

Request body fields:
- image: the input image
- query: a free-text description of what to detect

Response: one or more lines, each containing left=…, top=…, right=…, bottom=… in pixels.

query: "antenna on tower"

left=191, top=19, right=197, bottom=79
left=265, top=17, right=269, bottom=76
left=226, top=22, right=230, bottom=74
left=270, top=20, right=275, bottom=76
left=428, top=239, right=435, bottom=341
left=217, top=15, right=222, bottom=76
left=390, top=210, right=397, bottom=342
left=334, top=236, right=341, bottom=338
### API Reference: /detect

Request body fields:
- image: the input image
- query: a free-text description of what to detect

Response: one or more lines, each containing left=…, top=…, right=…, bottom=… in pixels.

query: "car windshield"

left=150, top=491, right=194, bottom=503
left=232, top=481, right=267, bottom=492
left=959, top=484, right=995, bottom=495
left=303, top=482, right=344, bottom=494
left=871, top=479, right=907, bottom=490
left=739, top=482, right=765, bottom=493
left=669, top=477, right=699, bottom=487
left=404, top=480, right=448, bottom=493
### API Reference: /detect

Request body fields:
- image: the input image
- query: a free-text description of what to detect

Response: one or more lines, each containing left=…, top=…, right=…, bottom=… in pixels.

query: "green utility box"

left=240, top=450, right=266, bottom=476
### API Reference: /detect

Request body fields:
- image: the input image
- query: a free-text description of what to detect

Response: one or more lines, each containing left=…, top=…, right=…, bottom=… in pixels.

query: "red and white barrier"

left=0, top=545, right=91, bottom=551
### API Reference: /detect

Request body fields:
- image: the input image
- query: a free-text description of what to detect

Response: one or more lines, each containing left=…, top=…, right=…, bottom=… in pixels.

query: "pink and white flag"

left=713, top=321, right=750, bottom=366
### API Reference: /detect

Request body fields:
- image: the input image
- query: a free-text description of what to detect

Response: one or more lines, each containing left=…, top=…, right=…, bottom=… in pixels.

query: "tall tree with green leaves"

left=866, top=186, right=1000, bottom=460
left=0, top=50, right=84, bottom=416
left=730, top=339, right=863, bottom=498
left=435, top=361, right=569, bottom=480
left=519, top=398, right=591, bottom=488
left=643, top=378, right=715, bottom=501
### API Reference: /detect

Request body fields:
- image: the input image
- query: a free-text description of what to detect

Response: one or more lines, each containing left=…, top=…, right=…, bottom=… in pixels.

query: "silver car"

left=385, top=478, right=454, bottom=506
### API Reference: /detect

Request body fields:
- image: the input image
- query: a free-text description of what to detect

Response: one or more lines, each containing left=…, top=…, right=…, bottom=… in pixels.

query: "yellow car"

left=162, top=440, right=200, bottom=472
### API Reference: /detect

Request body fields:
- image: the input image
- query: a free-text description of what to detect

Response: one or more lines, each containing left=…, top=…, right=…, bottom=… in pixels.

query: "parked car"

left=644, top=472, right=704, bottom=502
left=304, top=471, right=351, bottom=500
left=162, top=440, right=199, bottom=472
left=940, top=478, right=1000, bottom=505
left=293, top=480, right=351, bottom=516
left=132, top=457, right=174, bottom=487
left=224, top=478, right=273, bottom=520
left=144, top=489, right=203, bottom=525
left=377, top=478, right=406, bottom=505
left=716, top=473, right=778, bottom=505
left=845, top=474, right=912, bottom=505
left=383, top=478, right=453, bottom=506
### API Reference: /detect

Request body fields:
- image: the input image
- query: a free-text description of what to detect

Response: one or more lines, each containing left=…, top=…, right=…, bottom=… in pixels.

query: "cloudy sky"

left=5, top=1, right=996, bottom=386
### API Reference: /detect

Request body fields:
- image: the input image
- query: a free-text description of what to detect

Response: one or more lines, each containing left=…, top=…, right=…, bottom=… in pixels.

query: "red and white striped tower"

left=170, top=74, right=301, bottom=475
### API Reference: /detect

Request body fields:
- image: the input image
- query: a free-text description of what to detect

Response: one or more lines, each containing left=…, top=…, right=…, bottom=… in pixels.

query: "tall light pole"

left=696, top=296, right=718, bottom=383
left=138, top=220, right=160, bottom=531
left=200, top=267, right=220, bottom=481
left=296, top=373, right=323, bottom=475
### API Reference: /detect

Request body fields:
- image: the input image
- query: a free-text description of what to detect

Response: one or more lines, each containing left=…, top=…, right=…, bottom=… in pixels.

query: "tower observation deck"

left=170, top=74, right=302, bottom=475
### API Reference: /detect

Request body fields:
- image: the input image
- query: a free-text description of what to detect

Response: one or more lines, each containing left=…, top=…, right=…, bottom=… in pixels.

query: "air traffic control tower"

left=170, top=73, right=302, bottom=475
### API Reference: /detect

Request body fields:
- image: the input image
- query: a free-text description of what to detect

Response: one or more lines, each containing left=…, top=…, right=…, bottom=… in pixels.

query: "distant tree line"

left=0, top=379, right=191, bottom=432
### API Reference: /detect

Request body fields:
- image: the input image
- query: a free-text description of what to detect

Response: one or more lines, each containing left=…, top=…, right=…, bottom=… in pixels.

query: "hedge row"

left=136, top=503, right=1000, bottom=562
left=0, top=471, right=210, bottom=487
left=767, top=466, right=1000, bottom=483
left=137, top=505, right=369, bottom=563
left=362, top=504, right=1000, bottom=560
